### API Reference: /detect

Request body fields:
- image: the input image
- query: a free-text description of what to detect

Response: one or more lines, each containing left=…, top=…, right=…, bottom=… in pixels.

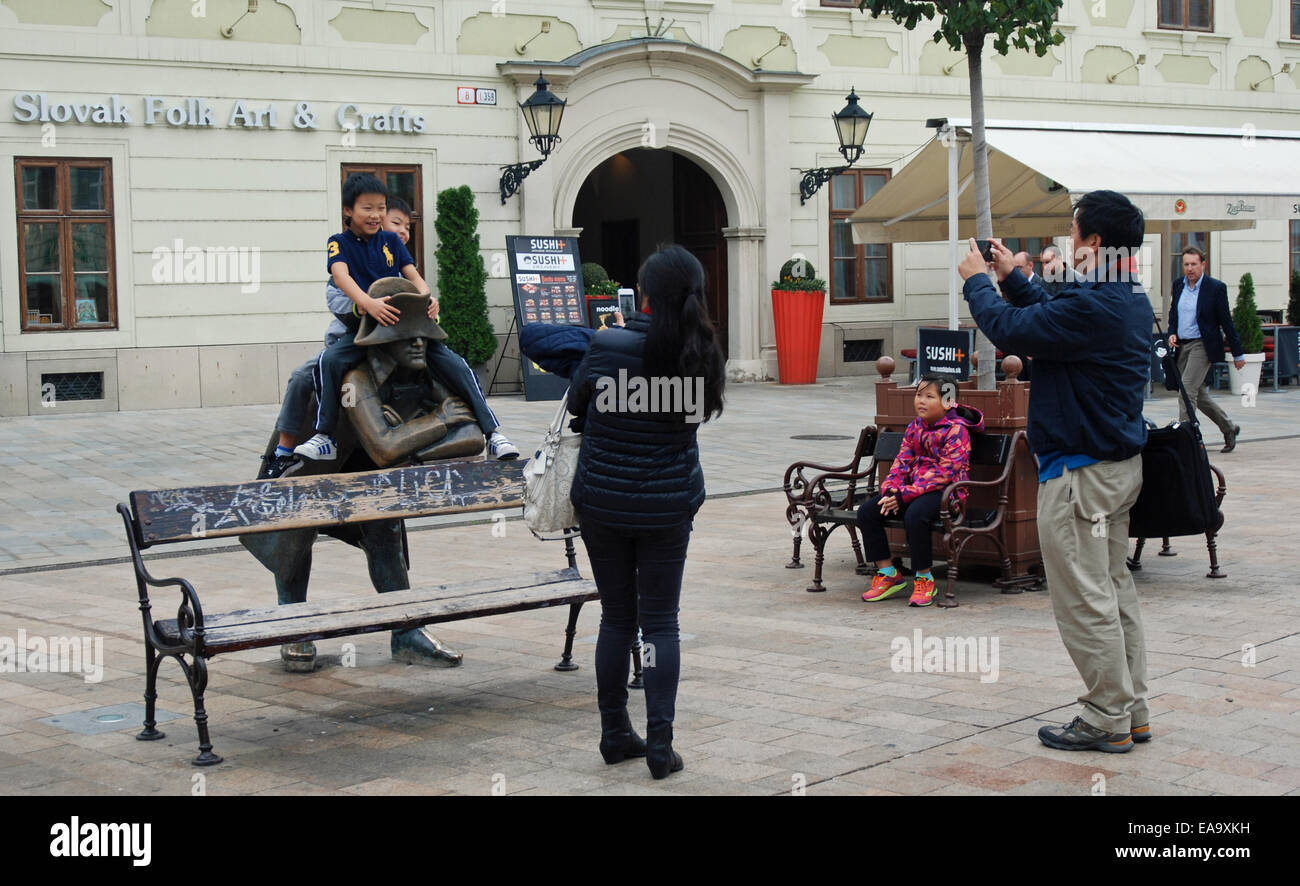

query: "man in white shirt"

left=1167, top=246, right=1244, bottom=453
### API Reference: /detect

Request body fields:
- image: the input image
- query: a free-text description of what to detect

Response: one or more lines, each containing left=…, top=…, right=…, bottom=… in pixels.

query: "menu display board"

left=506, top=235, right=585, bottom=401
left=586, top=295, right=620, bottom=330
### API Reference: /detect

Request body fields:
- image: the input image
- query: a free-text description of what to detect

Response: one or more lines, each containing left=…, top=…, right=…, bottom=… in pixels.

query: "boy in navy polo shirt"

left=262, top=190, right=518, bottom=476
left=292, top=173, right=424, bottom=461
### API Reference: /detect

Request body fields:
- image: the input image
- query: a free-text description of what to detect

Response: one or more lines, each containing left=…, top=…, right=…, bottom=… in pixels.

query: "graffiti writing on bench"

left=146, top=466, right=474, bottom=531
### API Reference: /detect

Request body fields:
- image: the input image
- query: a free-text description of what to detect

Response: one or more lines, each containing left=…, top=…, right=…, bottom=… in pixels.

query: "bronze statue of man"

left=242, top=281, right=484, bottom=671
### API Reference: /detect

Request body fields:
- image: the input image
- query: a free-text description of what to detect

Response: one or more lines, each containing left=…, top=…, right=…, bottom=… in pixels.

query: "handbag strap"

left=1152, top=314, right=1204, bottom=441
left=546, top=389, right=571, bottom=439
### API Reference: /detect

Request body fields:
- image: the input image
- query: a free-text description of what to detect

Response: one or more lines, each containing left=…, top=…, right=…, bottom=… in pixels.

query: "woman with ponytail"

left=567, top=244, right=725, bottom=779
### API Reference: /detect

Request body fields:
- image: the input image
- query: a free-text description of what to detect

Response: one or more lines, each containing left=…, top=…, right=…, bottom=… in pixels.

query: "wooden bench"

left=784, top=428, right=1036, bottom=606
left=117, top=459, right=596, bottom=766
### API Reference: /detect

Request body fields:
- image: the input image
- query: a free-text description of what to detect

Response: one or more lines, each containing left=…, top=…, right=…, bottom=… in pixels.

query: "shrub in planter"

left=1228, top=272, right=1266, bottom=396
left=581, top=262, right=609, bottom=291
left=770, top=257, right=827, bottom=384
left=773, top=257, right=827, bottom=293
left=1233, top=272, right=1264, bottom=354
left=434, top=185, right=496, bottom=366
left=1287, top=270, right=1300, bottom=328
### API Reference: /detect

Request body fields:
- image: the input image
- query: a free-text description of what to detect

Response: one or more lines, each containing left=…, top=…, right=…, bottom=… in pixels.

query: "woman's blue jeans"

left=577, top=510, right=692, bottom=732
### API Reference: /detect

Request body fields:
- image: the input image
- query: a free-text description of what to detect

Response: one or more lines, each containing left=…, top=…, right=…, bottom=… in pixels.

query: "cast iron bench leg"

left=137, top=643, right=166, bottom=742
left=629, top=629, right=644, bottom=689
left=555, top=602, right=583, bottom=671
left=1127, top=537, right=1146, bottom=570
left=1205, top=531, right=1226, bottom=578
left=1157, top=537, right=1176, bottom=557
left=178, top=655, right=222, bottom=766
left=786, top=504, right=805, bottom=569
left=806, top=522, right=830, bottom=592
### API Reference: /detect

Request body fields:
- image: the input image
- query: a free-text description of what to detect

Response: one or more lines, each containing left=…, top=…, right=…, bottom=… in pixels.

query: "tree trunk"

left=967, top=34, right=997, bottom=390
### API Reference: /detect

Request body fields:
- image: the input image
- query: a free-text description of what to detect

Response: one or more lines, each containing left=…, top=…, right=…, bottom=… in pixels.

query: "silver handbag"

left=522, top=391, right=582, bottom=540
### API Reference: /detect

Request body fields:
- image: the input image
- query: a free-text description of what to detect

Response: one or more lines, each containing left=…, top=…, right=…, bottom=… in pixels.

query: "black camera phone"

left=974, top=239, right=995, bottom=262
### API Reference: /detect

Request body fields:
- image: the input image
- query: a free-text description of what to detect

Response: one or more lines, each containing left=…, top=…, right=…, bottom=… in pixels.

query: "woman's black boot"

left=599, top=710, right=647, bottom=764
left=645, top=725, right=684, bottom=779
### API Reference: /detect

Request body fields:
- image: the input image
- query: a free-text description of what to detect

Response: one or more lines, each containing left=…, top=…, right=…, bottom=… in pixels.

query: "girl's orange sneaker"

left=908, top=575, right=937, bottom=607
left=863, top=572, right=908, bottom=602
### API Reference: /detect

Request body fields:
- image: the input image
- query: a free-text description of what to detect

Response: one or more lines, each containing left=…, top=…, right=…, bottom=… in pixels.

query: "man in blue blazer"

left=1167, top=246, right=1244, bottom=453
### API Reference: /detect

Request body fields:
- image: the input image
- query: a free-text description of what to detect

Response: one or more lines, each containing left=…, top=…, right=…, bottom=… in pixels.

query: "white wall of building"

left=0, top=0, right=1295, bottom=413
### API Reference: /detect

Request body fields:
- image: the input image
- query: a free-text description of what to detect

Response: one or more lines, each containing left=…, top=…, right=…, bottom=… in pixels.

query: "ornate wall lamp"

left=798, top=88, right=873, bottom=206
left=500, top=73, right=567, bottom=204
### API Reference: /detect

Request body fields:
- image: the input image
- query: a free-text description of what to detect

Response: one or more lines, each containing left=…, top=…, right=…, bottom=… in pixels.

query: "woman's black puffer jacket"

left=566, top=313, right=705, bottom=530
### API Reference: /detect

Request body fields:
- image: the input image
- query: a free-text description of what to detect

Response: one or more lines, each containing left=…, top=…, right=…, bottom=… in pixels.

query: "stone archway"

left=571, top=149, right=730, bottom=356
left=500, top=39, right=815, bottom=380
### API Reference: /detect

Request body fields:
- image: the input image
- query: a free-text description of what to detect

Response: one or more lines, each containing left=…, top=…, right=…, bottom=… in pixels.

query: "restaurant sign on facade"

left=11, top=93, right=428, bottom=132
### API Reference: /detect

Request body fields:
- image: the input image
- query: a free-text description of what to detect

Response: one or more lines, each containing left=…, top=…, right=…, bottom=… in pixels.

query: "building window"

left=1293, top=0, right=1300, bottom=39
left=1170, top=231, right=1210, bottom=282
left=1003, top=237, right=1050, bottom=274
left=340, top=163, right=424, bottom=271
left=819, top=1, right=857, bottom=7
left=15, top=158, right=116, bottom=331
left=830, top=169, right=893, bottom=304
left=1290, top=220, right=1300, bottom=276
left=1158, top=0, right=1213, bottom=31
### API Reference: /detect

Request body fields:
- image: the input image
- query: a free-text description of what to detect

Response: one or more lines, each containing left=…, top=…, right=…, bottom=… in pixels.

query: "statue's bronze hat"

left=354, top=277, right=447, bottom=346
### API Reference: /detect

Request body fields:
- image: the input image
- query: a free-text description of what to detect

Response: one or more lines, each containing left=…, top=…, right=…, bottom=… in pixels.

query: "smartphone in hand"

left=974, top=239, right=995, bottom=262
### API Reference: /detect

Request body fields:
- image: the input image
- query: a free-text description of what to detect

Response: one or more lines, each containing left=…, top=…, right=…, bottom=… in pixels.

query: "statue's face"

left=385, top=336, right=427, bottom=371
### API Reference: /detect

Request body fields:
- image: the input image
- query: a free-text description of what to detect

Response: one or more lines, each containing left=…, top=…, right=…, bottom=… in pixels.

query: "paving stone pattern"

left=0, top=378, right=1295, bottom=794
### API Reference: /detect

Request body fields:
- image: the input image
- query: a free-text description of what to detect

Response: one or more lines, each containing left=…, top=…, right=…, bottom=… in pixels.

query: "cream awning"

left=849, top=120, right=1300, bottom=244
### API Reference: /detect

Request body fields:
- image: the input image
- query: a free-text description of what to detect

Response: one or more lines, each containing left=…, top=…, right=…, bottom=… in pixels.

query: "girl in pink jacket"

left=858, top=374, right=984, bottom=606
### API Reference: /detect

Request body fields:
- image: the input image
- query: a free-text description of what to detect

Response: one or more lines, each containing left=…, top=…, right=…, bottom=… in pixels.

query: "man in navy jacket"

left=1167, top=246, right=1244, bottom=452
left=959, top=190, right=1152, bottom=754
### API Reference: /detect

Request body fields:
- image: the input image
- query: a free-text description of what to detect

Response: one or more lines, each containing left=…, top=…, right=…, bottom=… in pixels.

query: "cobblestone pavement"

left=0, top=378, right=1296, bottom=795
left=0, top=377, right=1291, bottom=570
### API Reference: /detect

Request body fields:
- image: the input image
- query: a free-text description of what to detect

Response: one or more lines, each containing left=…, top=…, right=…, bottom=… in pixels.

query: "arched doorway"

left=572, top=149, right=729, bottom=356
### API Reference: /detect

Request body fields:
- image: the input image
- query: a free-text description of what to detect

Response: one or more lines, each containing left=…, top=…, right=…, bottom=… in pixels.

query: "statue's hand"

left=381, top=405, right=403, bottom=428
left=437, top=397, right=477, bottom=428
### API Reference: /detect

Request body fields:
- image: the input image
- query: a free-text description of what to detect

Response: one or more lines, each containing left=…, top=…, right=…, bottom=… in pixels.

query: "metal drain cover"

left=40, top=703, right=183, bottom=736
left=790, top=434, right=853, bottom=441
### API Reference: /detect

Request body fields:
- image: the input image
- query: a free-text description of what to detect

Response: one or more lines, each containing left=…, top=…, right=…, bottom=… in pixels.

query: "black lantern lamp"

left=798, top=88, right=872, bottom=205
left=500, top=73, right=567, bottom=204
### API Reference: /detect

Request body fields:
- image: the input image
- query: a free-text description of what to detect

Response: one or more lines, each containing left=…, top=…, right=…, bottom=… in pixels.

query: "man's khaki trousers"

left=1176, top=339, right=1233, bottom=436
left=1037, top=456, right=1148, bottom=733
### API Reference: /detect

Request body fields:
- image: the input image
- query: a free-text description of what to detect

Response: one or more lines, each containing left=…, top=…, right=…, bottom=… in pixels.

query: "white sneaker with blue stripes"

left=487, top=431, right=519, bottom=460
left=293, top=433, right=338, bottom=461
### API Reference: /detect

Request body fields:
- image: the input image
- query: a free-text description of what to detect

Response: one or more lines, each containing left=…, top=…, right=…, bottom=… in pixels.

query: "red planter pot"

left=771, top=288, right=825, bottom=384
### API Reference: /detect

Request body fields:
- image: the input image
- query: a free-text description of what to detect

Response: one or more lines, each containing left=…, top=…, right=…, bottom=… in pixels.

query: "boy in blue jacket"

left=959, top=190, right=1152, bottom=754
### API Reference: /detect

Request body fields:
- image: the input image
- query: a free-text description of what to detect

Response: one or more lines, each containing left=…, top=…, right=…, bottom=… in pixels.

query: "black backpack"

left=1128, top=318, right=1223, bottom=539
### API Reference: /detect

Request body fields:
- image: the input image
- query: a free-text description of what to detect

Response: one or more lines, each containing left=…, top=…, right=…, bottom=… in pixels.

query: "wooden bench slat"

left=160, top=579, right=597, bottom=654
left=131, top=459, right=526, bottom=546
left=175, top=568, right=584, bottom=631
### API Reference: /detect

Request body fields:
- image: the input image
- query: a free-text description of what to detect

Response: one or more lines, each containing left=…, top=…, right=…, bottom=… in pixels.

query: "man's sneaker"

left=258, top=452, right=300, bottom=480
left=293, top=433, right=338, bottom=461
left=487, top=431, right=519, bottom=461
left=908, top=575, right=938, bottom=607
left=1131, top=723, right=1152, bottom=744
left=1038, top=716, right=1133, bottom=753
left=863, top=572, right=908, bottom=602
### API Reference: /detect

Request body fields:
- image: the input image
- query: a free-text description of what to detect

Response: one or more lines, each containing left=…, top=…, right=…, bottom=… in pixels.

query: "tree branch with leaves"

left=859, top=0, right=1063, bottom=387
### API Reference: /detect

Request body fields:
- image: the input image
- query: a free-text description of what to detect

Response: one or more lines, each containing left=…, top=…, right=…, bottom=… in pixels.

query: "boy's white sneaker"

left=487, top=431, right=519, bottom=461
left=294, top=433, right=338, bottom=461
